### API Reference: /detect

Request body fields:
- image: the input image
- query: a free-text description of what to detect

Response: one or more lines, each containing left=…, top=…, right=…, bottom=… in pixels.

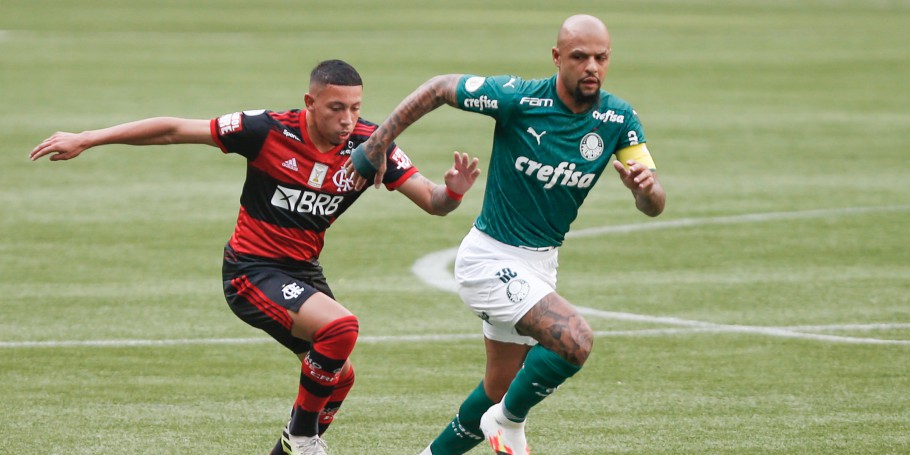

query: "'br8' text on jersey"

left=271, top=185, right=344, bottom=216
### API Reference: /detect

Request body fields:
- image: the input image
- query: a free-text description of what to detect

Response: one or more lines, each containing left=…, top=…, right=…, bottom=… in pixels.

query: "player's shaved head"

left=556, top=14, right=610, bottom=50
left=552, top=15, right=611, bottom=111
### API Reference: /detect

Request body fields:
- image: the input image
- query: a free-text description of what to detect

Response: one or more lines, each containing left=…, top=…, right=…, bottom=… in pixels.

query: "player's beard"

left=573, top=85, right=601, bottom=106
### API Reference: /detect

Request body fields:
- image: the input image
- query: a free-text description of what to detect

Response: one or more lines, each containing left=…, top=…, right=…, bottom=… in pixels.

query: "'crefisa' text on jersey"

left=455, top=75, right=655, bottom=248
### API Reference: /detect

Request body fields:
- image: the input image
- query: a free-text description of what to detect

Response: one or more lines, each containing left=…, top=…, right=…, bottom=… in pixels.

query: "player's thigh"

left=288, top=292, right=353, bottom=341
left=224, top=268, right=350, bottom=344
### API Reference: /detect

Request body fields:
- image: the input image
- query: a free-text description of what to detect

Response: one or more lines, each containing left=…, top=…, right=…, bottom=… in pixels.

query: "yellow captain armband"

left=615, top=143, right=656, bottom=170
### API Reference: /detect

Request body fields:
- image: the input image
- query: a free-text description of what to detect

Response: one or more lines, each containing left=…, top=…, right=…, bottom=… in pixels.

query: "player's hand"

left=344, top=158, right=366, bottom=190
left=344, top=141, right=388, bottom=190
left=613, top=159, right=656, bottom=195
left=29, top=131, right=89, bottom=161
left=370, top=151, right=387, bottom=190
left=443, top=151, right=481, bottom=196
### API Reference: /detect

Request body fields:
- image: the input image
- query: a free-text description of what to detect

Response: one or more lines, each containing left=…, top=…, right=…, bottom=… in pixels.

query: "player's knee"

left=567, top=322, right=594, bottom=366
left=313, top=314, right=360, bottom=360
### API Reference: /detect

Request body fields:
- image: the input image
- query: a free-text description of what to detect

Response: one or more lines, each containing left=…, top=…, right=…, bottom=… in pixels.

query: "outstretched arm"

left=397, top=151, right=481, bottom=216
left=29, top=117, right=214, bottom=162
left=612, top=159, right=666, bottom=217
left=350, top=74, right=464, bottom=189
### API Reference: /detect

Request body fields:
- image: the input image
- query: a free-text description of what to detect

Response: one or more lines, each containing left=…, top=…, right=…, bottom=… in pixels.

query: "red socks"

left=318, top=365, right=355, bottom=435
left=290, top=315, right=359, bottom=436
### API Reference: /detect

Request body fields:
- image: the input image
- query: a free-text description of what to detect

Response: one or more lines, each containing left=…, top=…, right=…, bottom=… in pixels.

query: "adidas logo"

left=281, top=158, right=298, bottom=171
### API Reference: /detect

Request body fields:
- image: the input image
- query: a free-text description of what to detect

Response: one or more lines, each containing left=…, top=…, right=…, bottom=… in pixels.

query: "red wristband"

left=445, top=187, right=464, bottom=201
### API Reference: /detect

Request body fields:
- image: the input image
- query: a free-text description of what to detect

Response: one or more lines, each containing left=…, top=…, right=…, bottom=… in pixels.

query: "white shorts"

left=454, top=227, right=559, bottom=345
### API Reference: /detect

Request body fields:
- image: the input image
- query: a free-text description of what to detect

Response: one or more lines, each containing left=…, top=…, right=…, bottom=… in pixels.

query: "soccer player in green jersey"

left=350, top=14, right=665, bottom=454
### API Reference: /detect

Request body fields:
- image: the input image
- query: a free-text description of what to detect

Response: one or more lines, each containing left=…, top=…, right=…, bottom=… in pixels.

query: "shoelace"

left=292, top=436, right=328, bottom=454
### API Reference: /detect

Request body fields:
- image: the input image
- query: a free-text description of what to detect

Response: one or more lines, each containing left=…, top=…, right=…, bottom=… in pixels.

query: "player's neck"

left=308, top=134, right=337, bottom=153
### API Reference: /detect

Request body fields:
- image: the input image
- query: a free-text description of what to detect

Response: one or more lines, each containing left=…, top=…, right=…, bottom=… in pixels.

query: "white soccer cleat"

left=479, top=402, right=530, bottom=455
left=281, top=426, right=329, bottom=455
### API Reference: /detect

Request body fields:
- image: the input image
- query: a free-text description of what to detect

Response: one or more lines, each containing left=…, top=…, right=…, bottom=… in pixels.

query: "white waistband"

left=517, top=245, right=556, bottom=252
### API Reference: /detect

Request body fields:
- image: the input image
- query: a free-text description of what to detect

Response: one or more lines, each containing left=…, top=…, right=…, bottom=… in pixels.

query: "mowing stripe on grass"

left=411, top=205, right=910, bottom=346
left=412, top=205, right=910, bottom=294
left=2, top=207, right=907, bottom=349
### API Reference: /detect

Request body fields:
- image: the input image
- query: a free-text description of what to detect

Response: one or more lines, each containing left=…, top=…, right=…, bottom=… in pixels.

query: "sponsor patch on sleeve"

left=464, top=76, right=485, bottom=93
left=217, top=112, right=244, bottom=136
left=389, top=147, right=413, bottom=170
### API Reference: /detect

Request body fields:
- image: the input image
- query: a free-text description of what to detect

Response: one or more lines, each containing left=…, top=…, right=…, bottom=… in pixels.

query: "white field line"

left=411, top=205, right=910, bottom=346
left=577, top=308, right=910, bottom=345
left=565, top=205, right=910, bottom=238
left=0, top=338, right=273, bottom=349
left=3, top=323, right=910, bottom=349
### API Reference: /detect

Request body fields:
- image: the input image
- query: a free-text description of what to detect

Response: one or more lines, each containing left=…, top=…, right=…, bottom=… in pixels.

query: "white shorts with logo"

left=454, top=227, right=559, bottom=346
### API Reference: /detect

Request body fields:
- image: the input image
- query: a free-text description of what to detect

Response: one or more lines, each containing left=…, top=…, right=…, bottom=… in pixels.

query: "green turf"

left=2, top=0, right=909, bottom=453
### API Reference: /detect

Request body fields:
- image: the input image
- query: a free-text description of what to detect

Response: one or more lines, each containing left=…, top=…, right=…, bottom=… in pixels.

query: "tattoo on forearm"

left=435, top=187, right=460, bottom=214
left=369, top=75, right=459, bottom=164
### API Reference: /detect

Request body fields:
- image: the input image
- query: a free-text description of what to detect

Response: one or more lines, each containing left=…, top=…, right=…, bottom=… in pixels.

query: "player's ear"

left=304, top=93, right=315, bottom=110
left=551, top=47, right=560, bottom=67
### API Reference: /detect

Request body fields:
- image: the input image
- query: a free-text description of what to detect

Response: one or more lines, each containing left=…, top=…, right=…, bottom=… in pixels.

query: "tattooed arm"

left=396, top=151, right=480, bottom=216
left=352, top=74, right=464, bottom=189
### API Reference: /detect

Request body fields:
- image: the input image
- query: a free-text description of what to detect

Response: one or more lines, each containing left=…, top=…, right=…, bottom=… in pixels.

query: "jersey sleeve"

left=613, top=108, right=655, bottom=170
left=381, top=144, right=419, bottom=190
left=615, top=107, right=647, bottom=151
left=454, top=74, right=518, bottom=121
left=210, top=109, right=274, bottom=160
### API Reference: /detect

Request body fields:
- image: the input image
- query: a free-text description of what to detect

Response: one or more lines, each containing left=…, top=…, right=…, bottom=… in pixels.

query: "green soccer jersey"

left=456, top=74, right=649, bottom=248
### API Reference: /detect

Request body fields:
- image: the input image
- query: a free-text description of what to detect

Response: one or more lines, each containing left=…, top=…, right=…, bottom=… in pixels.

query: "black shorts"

left=222, top=245, right=334, bottom=354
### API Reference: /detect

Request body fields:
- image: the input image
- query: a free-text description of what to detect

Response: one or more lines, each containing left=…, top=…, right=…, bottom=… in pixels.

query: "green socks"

left=428, top=346, right=582, bottom=454
left=503, top=344, right=581, bottom=421
left=429, top=381, right=492, bottom=455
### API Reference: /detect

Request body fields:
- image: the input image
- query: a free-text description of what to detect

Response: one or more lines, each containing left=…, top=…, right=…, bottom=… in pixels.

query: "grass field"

left=2, top=1, right=909, bottom=454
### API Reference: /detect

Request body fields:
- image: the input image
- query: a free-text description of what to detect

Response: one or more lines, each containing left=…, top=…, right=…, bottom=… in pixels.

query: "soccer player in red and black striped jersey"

left=30, top=59, right=481, bottom=455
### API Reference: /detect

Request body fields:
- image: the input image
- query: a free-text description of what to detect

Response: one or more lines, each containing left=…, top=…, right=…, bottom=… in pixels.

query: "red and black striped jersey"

left=210, top=109, right=418, bottom=262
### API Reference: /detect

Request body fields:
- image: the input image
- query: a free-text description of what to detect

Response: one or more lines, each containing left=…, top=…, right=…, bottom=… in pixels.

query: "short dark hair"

left=310, top=59, right=363, bottom=87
